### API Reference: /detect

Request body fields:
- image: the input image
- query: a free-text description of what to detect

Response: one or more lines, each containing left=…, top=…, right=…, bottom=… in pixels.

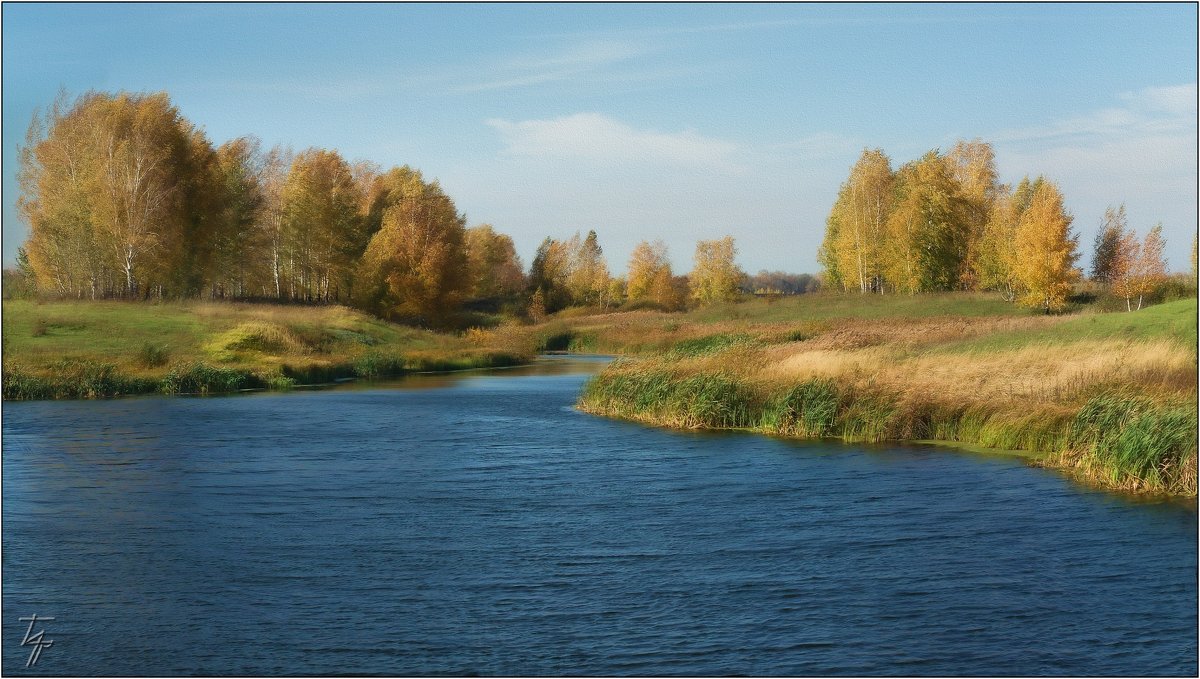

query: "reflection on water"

left=320, top=353, right=615, bottom=392
left=2, top=355, right=1196, bottom=676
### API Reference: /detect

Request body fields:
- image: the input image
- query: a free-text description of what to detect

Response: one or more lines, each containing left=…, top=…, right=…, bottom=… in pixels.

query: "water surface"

left=3, top=357, right=1196, bottom=675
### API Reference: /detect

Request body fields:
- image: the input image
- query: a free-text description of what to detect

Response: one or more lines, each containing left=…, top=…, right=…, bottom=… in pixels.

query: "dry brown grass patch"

left=758, top=338, right=1194, bottom=407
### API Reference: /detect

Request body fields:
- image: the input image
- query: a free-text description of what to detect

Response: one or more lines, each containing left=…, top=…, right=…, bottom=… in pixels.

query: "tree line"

left=16, top=90, right=761, bottom=324
left=818, top=140, right=1173, bottom=311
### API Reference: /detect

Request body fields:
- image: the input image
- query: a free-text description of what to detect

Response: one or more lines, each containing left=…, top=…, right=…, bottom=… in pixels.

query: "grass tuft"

left=138, top=342, right=171, bottom=368
left=161, top=362, right=251, bottom=395
left=1062, top=393, right=1198, bottom=494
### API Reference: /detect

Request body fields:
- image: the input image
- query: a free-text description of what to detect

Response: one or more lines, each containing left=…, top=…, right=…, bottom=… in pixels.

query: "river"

left=2, top=357, right=1196, bottom=675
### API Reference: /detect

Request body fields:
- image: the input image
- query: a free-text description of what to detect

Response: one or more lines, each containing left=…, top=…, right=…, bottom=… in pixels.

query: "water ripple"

left=3, top=364, right=1196, bottom=676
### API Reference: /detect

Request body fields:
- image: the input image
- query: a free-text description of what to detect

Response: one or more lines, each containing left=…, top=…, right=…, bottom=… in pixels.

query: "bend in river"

left=3, top=357, right=1196, bottom=676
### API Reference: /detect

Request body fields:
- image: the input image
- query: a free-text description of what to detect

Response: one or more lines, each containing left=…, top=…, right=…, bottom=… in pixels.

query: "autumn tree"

left=689, top=236, right=744, bottom=305
left=19, top=91, right=211, bottom=298
left=527, top=237, right=572, bottom=313
left=626, top=239, right=680, bottom=308
left=465, top=224, right=525, bottom=300
left=209, top=136, right=266, bottom=298
left=1091, top=204, right=1128, bottom=284
left=606, top=277, right=627, bottom=309
left=355, top=169, right=468, bottom=324
left=258, top=145, right=293, bottom=299
left=1113, top=224, right=1168, bottom=311
left=18, top=91, right=107, bottom=297
left=566, top=230, right=611, bottom=308
left=976, top=186, right=1021, bottom=300
left=816, top=218, right=844, bottom=291
left=1012, top=180, right=1080, bottom=312
left=821, top=148, right=894, bottom=293
left=91, top=94, right=190, bottom=296
left=280, top=148, right=363, bottom=301
left=883, top=151, right=970, bottom=294
left=944, top=139, right=998, bottom=288
left=528, top=288, right=547, bottom=323
left=627, top=239, right=687, bottom=311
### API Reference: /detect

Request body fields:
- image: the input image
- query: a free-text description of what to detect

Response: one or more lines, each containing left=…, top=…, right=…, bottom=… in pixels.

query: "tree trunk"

left=123, top=262, right=134, bottom=298
left=273, top=244, right=281, bottom=299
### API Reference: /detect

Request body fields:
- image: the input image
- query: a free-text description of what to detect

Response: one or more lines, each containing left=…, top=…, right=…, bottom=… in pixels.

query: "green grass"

left=667, top=333, right=758, bottom=358
left=534, top=292, right=1032, bottom=360
left=938, top=298, right=1198, bottom=353
left=581, top=362, right=1195, bottom=496
left=2, top=299, right=532, bottom=399
left=1064, top=392, right=1198, bottom=495
left=574, top=292, right=1198, bottom=497
left=581, top=369, right=1075, bottom=450
left=682, top=292, right=1024, bottom=324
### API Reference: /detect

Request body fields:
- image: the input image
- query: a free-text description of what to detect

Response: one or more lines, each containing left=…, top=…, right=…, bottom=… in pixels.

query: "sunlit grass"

left=2, top=299, right=532, bottom=397
left=574, top=294, right=1198, bottom=497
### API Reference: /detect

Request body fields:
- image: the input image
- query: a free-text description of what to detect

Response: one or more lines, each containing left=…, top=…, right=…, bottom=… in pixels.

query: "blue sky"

left=3, top=3, right=1196, bottom=273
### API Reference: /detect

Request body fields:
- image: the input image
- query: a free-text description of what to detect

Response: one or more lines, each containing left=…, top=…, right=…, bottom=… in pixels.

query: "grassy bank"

left=5, top=294, right=1197, bottom=497
left=575, top=296, right=1198, bottom=497
left=2, top=300, right=532, bottom=399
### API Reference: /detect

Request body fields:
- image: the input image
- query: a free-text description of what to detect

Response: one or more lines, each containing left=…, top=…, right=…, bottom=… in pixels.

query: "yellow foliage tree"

left=977, top=186, right=1022, bottom=301
left=1112, top=224, right=1167, bottom=311
left=689, top=236, right=744, bottom=305
left=355, top=171, right=467, bottom=324
left=823, top=148, right=894, bottom=293
left=1012, top=181, right=1080, bottom=312
left=882, top=151, right=968, bottom=294
left=944, top=139, right=999, bottom=289
left=465, top=224, right=525, bottom=300
left=280, top=148, right=363, bottom=301
left=19, top=91, right=205, bottom=298
left=626, top=239, right=676, bottom=307
left=566, top=230, right=611, bottom=307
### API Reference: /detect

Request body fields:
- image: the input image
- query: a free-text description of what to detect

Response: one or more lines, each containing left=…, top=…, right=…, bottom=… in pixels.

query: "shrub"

left=352, top=353, right=407, bottom=379
left=138, top=342, right=170, bottom=368
left=760, top=380, right=840, bottom=437
left=161, top=362, right=249, bottom=395
left=1069, top=393, right=1198, bottom=493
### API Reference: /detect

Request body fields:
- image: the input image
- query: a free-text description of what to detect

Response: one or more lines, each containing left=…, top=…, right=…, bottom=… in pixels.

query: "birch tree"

left=465, top=224, right=525, bottom=300
left=258, top=145, right=293, bottom=299
left=1113, top=224, right=1167, bottom=311
left=1091, top=204, right=1128, bottom=284
left=1012, top=180, right=1080, bottom=313
left=883, top=151, right=969, bottom=294
left=567, top=230, right=610, bottom=307
left=280, top=148, right=362, bottom=301
left=355, top=171, right=468, bottom=324
left=689, top=236, right=744, bottom=305
left=627, top=239, right=672, bottom=302
left=19, top=91, right=202, bottom=298
left=945, top=139, right=998, bottom=289
left=826, top=149, right=894, bottom=293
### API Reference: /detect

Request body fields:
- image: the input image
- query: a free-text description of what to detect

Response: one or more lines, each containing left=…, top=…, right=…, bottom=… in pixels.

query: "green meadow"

left=2, top=299, right=531, bottom=398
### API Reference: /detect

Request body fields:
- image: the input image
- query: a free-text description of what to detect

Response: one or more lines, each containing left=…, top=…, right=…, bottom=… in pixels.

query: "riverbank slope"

left=574, top=297, right=1198, bottom=497
left=2, top=300, right=532, bottom=398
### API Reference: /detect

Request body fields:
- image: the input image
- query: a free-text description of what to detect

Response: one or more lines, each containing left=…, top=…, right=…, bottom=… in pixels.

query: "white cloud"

left=994, top=83, right=1197, bottom=271
left=455, top=41, right=648, bottom=93
left=486, top=113, right=742, bottom=170
left=1118, top=83, right=1197, bottom=115
left=997, top=84, right=1196, bottom=144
